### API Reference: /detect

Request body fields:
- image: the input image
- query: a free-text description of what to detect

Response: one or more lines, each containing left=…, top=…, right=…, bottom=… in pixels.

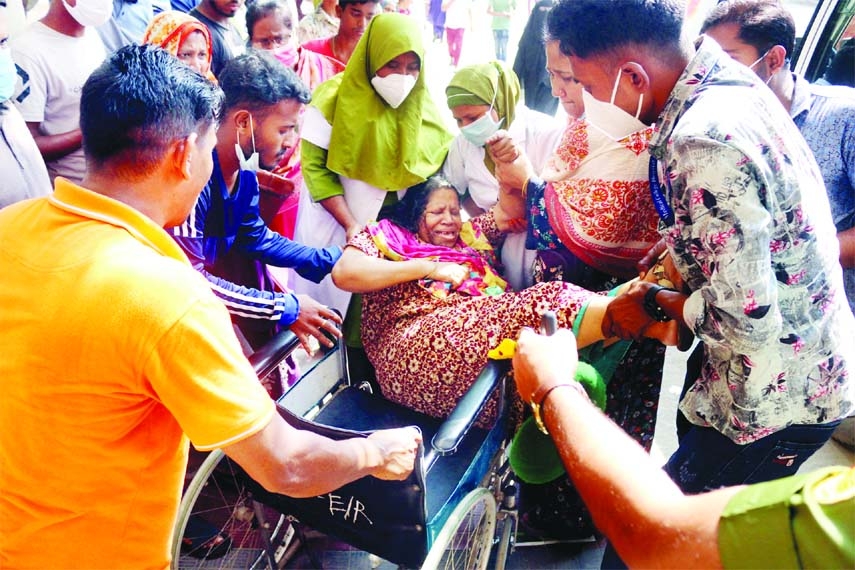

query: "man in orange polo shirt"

left=0, top=44, right=420, bottom=569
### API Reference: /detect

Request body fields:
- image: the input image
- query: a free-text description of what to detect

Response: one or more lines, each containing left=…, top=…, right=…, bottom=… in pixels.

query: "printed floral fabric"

left=540, top=118, right=660, bottom=279
left=365, top=218, right=507, bottom=299
left=649, top=38, right=855, bottom=443
left=349, top=210, right=596, bottom=423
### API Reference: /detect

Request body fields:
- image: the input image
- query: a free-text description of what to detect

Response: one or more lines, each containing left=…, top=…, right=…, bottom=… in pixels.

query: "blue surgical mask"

left=459, top=92, right=504, bottom=147
left=0, top=48, right=17, bottom=103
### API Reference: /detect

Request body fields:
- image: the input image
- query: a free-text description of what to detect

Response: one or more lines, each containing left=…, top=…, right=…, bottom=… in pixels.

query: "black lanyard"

left=648, top=156, right=674, bottom=227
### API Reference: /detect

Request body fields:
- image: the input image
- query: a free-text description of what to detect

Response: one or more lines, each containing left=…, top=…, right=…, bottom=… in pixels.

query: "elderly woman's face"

left=417, top=187, right=462, bottom=248
left=177, top=30, right=210, bottom=76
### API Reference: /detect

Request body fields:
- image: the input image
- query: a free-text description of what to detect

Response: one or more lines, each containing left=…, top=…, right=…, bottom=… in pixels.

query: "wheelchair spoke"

left=423, top=488, right=497, bottom=570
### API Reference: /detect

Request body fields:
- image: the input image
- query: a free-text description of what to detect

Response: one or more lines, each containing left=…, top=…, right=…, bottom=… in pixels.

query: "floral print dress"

left=349, top=210, right=597, bottom=423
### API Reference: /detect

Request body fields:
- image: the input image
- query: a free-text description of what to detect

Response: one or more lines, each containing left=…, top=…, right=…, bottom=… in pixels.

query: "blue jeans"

left=493, top=29, right=509, bottom=61
left=601, top=420, right=840, bottom=569
left=664, top=420, right=841, bottom=493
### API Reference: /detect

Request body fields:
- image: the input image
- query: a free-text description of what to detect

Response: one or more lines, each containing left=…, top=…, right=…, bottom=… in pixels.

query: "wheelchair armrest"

left=247, top=330, right=301, bottom=379
left=429, top=359, right=511, bottom=457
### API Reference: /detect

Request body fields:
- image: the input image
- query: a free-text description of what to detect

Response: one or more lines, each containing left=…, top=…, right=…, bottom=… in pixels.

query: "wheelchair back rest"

left=241, top=403, right=430, bottom=568
left=277, top=336, right=349, bottom=418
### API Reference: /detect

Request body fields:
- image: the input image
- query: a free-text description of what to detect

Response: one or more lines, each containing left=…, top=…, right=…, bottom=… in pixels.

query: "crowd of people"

left=0, top=0, right=853, bottom=567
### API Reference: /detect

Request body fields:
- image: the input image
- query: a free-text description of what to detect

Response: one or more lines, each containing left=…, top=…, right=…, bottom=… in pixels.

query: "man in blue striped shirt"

left=172, top=50, right=343, bottom=359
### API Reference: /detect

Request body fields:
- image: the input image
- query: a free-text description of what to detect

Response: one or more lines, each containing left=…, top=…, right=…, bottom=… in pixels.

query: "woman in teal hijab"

left=441, top=61, right=563, bottom=291
left=291, top=12, right=453, bottom=366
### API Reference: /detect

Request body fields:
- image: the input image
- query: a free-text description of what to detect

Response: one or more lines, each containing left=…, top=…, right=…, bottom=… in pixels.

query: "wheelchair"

left=171, top=329, right=520, bottom=569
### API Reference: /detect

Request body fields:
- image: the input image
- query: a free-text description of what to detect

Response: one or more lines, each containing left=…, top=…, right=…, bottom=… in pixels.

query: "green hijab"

left=445, top=61, right=520, bottom=173
left=310, top=13, right=453, bottom=191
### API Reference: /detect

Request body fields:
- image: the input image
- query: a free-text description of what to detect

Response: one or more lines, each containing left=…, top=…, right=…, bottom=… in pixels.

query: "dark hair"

left=80, top=44, right=223, bottom=177
left=380, top=175, right=458, bottom=233
left=824, top=40, right=854, bottom=87
left=700, top=0, right=795, bottom=62
left=546, top=0, right=684, bottom=60
left=340, top=0, right=381, bottom=9
left=245, top=0, right=294, bottom=41
left=218, top=49, right=311, bottom=116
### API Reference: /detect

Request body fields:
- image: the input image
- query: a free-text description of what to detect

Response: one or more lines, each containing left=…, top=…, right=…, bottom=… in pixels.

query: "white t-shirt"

left=443, top=0, right=471, bottom=29
left=11, top=22, right=106, bottom=184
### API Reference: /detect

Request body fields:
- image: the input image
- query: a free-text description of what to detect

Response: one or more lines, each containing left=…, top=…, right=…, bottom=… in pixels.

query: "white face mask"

left=62, top=0, right=113, bottom=27
left=370, top=73, right=417, bottom=109
left=748, top=49, right=775, bottom=85
left=581, top=69, right=647, bottom=140
left=235, top=114, right=260, bottom=172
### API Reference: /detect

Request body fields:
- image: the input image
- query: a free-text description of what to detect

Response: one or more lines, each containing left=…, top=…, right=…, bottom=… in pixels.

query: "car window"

left=790, top=0, right=855, bottom=85
left=687, top=0, right=853, bottom=87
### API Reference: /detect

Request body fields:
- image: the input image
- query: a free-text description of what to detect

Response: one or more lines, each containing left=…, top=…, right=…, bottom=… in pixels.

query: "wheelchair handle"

left=541, top=311, right=557, bottom=336
left=426, top=359, right=511, bottom=465
left=248, top=330, right=301, bottom=380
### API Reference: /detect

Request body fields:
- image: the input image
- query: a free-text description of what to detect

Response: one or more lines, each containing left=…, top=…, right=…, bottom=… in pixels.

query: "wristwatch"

left=530, top=382, right=587, bottom=435
left=643, top=284, right=675, bottom=323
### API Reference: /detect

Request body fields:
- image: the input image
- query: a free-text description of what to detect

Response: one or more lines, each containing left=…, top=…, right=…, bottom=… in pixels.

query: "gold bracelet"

left=530, top=382, right=587, bottom=435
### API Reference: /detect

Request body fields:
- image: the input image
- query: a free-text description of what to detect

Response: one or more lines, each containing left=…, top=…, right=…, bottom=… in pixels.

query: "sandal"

left=181, top=515, right=233, bottom=560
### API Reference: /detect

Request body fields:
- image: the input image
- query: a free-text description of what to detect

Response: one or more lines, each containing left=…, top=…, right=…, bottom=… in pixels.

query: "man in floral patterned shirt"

left=546, top=0, right=854, bottom=495
left=701, top=0, right=855, bottom=320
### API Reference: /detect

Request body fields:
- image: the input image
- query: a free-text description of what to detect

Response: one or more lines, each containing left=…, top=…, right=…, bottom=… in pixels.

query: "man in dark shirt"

left=190, top=0, right=245, bottom=76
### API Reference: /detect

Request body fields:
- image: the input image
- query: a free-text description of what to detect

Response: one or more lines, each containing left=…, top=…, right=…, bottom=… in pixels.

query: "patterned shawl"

left=366, top=218, right=507, bottom=299
left=538, top=119, right=660, bottom=278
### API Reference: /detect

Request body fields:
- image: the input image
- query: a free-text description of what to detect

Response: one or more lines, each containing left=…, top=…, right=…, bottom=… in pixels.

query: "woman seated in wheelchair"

left=331, top=175, right=675, bottom=424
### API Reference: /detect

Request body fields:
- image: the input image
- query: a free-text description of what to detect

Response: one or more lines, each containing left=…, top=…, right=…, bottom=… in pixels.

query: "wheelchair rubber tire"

left=421, top=487, right=497, bottom=570
left=171, top=449, right=295, bottom=569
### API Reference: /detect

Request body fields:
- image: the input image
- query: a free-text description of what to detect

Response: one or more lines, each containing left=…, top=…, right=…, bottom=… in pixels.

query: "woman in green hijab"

left=441, top=61, right=563, bottom=291
left=291, top=12, right=453, bottom=365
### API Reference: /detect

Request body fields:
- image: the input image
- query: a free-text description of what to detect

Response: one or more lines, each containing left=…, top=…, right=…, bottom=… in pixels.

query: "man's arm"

left=512, top=329, right=740, bottom=569
left=223, top=415, right=421, bottom=497
left=234, top=179, right=343, bottom=283
left=838, top=226, right=855, bottom=268
left=25, top=123, right=83, bottom=162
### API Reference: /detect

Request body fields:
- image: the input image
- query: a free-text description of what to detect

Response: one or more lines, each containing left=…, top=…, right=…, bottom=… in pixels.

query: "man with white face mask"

left=10, top=0, right=107, bottom=185
left=545, top=0, right=853, bottom=509
left=171, top=50, right=343, bottom=366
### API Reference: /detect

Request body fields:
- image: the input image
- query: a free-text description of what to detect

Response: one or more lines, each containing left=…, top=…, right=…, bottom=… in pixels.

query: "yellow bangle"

left=521, top=177, right=530, bottom=198
left=531, top=382, right=587, bottom=435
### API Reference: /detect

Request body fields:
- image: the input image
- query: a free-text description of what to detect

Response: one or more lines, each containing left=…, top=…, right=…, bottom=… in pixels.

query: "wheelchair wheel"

left=421, top=487, right=497, bottom=570
left=171, top=449, right=296, bottom=569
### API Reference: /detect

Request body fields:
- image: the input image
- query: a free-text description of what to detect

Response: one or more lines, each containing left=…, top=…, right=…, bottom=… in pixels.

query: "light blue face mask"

left=459, top=91, right=504, bottom=148
left=0, top=48, right=17, bottom=104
